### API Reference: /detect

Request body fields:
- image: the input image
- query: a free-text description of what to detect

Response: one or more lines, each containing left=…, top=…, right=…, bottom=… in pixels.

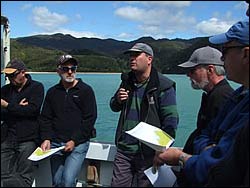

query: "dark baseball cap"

left=57, top=54, right=78, bottom=66
left=178, top=46, right=224, bottom=68
left=2, top=59, right=27, bottom=74
left=124, top=43, right=154, bottom=57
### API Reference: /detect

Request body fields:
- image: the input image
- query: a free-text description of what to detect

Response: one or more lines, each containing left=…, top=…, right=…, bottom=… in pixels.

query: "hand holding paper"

left=28, top=146, right=65, bottom=161
left=126, top=122, right=175, bottom=151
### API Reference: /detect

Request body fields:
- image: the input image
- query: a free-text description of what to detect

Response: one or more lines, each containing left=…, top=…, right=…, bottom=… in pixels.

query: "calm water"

left=1, top=73, right=240, bottom=147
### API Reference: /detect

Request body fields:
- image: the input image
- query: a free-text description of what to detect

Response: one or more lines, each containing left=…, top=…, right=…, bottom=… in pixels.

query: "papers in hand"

left=28, top=146, right=65, bottom=161
left=126, top=122, right=174, bottom=151
left=144, top=164, right=177, bottom=187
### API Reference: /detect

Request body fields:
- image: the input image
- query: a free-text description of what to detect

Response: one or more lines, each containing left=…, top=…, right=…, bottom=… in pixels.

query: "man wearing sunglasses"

left=1, top=59, right=45, bottom=187
left=153, top=20, right=249, bottom=186
left=206, top=4, right=249, bottom=186
left=39, top=54, right=97, bottom=187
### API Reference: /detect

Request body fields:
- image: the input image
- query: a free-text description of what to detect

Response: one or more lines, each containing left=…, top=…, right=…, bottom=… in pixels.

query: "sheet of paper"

left=144, top=164, right=177, bottom=187
left=126, top=122, right=175, bottom=151
left=28, top=146, right=65, bottom=161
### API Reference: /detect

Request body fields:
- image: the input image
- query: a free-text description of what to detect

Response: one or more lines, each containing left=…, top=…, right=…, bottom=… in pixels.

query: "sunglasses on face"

left=220, top=45, right=248, bottom=60
left=5, top=71, right=20, bottom=78
left=59, top=66, right=77, bottom=72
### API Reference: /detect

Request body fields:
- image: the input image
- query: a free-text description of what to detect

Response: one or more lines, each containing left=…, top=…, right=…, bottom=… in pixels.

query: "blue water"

left=1, top=73, right=240, bottom=147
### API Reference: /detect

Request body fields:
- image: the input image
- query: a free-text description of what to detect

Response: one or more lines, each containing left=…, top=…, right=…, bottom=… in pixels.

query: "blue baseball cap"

left=209, top=20, right=249, bottom=45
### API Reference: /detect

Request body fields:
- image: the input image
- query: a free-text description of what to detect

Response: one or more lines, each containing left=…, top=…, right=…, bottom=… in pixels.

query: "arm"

left=6, top=83, right=44, bottom=117
left=159, top=87, right=179, bottom=138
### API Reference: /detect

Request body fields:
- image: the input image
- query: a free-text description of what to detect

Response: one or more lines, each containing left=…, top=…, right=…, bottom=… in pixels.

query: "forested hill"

left=10, top=33, right=219, bottom=73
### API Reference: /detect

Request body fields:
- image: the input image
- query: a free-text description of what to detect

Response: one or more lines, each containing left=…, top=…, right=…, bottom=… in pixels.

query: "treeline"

left=10, top=34, right=217, bottom=73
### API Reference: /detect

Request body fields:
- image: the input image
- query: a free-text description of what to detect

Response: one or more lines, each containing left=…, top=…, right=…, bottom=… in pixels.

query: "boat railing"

left=32, top=141, right=117, bottom=187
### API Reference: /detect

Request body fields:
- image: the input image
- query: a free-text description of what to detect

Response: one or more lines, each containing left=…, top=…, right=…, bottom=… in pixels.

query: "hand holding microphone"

left=117, top=88, right=129, bottom=104
left=117, top=73, right=130, bottom=104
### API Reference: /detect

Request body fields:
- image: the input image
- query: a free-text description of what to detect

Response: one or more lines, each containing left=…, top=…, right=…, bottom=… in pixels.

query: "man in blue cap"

left=206, top=5, right=249, bottom=186
left=153, top=20, right=249, bottom=186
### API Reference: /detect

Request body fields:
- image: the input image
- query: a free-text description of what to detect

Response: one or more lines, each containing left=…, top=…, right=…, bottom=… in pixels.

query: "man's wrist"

left=178, top=153, right=190, bottom=169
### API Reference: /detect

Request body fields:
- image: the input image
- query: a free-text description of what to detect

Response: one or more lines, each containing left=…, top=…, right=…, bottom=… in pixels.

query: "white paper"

left=144, top=164, right=177, bottom=187
left=126, top=122, right=175, bottom=151
left=28, top=146, right=65, bottom=161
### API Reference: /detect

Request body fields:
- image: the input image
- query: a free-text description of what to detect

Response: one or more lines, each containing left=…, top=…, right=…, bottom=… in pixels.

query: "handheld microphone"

left=120, top=72, right=129, bottom=90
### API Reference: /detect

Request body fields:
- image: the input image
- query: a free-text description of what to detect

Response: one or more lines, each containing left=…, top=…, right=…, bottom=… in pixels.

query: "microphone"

left=120, top=72, right=129, bottom=90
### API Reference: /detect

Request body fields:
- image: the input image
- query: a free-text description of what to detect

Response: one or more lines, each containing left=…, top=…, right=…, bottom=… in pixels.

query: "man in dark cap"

left=39, top=54, right=97, bottom=187
left=1, top=59, right=44, bottom=187
left=110, top=43, right=179, bottom=186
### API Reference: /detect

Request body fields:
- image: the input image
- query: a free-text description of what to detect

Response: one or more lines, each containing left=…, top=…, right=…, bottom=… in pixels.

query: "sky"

left=1, top=1, right=249, bottom=42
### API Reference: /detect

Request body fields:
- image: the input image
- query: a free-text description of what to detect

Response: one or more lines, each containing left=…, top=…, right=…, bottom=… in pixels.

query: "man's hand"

left=19, top=98, right=28, bottom=106
left=41, top=140, right=51, bottom=151
left=1, top=99, right=8, bottom=108
left=116, top=88, right=129, bottom=104
left=64, top=140, right=75, bottom=152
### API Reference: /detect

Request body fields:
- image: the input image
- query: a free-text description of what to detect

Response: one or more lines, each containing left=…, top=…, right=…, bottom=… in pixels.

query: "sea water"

left=1, top=73, right=240, bottom=147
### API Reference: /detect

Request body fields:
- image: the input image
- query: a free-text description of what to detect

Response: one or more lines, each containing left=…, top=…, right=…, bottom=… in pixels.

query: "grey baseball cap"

left=178, top=46, right=224, bottom=68
left=124, top=43, right=154, bottom=57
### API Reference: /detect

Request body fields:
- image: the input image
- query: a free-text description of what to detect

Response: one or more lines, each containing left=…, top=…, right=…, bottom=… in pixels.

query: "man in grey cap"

left=1, top=59, right=44, bottom=186
left=153, top=20, right=249, bottom=186
left=110, top=43, right=179, bottom=186
left=39, top=54, right=97, bottom=187
left=178, top=46, right=233, bottom=156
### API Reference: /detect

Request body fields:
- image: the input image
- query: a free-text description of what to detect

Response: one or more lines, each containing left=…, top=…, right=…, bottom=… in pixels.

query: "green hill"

left=10, top=34, right=218, bottom=73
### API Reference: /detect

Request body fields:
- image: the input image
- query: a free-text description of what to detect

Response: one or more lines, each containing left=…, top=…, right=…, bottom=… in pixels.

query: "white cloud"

left=31, top=6, right=69, bottom=32
left=21, top=3, right=32, bottom=11
left=115, top=5, right=196, bottom=39
left=117, top=32, right=134, bottom=39
left=31, top=29, right=104, bottom=39
left=125, top=1, right=191, bottom=8
left=196, top=18, right=232, bottom=36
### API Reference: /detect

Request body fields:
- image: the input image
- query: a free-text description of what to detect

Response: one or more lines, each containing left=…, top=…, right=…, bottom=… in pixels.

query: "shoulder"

left=157, top=72, right=176, bottom=90
left=77, top=79, right=93, bottom=90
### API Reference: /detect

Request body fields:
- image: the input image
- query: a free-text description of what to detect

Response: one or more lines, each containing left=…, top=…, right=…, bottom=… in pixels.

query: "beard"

left=60, top=73, right=76, bottom=83
left=190, top=78, right=209, bottom=90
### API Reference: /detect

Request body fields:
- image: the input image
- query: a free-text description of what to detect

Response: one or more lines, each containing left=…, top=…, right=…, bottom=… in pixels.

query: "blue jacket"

left=184, top=86, right=249, bottom=186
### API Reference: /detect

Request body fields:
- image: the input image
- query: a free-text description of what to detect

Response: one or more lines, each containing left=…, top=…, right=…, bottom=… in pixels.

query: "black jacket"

left=39, top=78, right=97, bottom=146
left=1, top=74, right=44, bottom=143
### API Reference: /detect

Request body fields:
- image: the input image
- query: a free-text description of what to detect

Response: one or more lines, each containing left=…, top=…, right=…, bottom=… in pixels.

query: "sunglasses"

left=221, top=45, right=248, bottom=56
left=59, top=66, right=77, bottom=72
left=5, top=71, right=20, bottom=78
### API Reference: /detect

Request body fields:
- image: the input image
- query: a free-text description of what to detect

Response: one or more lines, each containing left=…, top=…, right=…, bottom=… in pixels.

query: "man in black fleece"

left=39, top=54, right=97, bottom=187
left=1, top=59, right=44, bottom=187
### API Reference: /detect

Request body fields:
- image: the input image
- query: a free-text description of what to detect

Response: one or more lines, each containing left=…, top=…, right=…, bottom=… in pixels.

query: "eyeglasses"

left=5, top=71, right=20, bottom=78
left=59, top=66, right=77, bottom=72
left=221, top=45, right=248, bottom=57
left=187, top=65, right=206, bottom=74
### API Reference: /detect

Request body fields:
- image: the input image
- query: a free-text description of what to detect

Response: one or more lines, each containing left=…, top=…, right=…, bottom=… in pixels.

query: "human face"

left=186, top=65, right=209, bottom=90
left=129, top=52, right=152, bottom=73
left=220, top=41, right=248, bottom=83
left=5, top=70, right=25, bottom=87
left=58, top=63, right=77, bottom=83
